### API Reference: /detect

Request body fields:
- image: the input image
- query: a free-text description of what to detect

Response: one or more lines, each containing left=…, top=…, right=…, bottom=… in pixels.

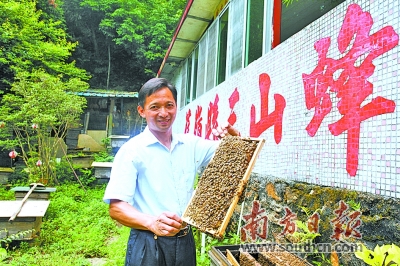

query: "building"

left=157, top=0, right=399, bottom=199
left=66, top=89, right=143, bottom=151
left=156, top=0, right=400, bottom=256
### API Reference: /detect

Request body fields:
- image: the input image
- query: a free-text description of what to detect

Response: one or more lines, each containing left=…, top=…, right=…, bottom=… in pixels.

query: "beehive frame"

left=182, top=136, right=265, bottom=239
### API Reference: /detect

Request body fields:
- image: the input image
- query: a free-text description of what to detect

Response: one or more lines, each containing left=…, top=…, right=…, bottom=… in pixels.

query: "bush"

left=93, top=151, right=114, bottom=162
left=1, top=184, right=127, bottom=265
left=7, top=165, right=29, bottom=185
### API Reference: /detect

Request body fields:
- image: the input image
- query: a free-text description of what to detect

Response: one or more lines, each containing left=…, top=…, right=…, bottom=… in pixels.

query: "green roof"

left=76, top=90, right=138, bottom=98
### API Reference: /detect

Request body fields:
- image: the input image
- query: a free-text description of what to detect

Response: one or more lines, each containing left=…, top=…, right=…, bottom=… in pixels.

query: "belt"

left=153, top=225, right=191, bottom=239
left=177, top=225, right=191, bottom=238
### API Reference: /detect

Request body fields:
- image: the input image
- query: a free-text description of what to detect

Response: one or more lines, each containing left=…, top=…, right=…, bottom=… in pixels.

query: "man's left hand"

left=212, top=122, right=240, bottom=138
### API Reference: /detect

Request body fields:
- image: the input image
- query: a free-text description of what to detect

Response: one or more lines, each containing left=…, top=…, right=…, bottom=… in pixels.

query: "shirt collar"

left=141, top=126, right=185, bottom=148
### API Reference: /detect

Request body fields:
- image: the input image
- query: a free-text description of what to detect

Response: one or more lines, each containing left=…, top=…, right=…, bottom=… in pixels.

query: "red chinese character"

left=184, top=109, right=191, bottom=133
left=330, top=200, right=362, bottom=240
left=279, top=207, right=297, bottom=235
left=205, top=94, right=219, bottom=140
left=194, top=106, right=203, bottom=137
left=307, top=212, right=320, bottom=234
left=302, top=4, right=398, bottom=176
left=250, top=73, right=286, bottom=143
left=241, top=201, right=268, bottom=242
left=228, top=88, right=240, bottom=126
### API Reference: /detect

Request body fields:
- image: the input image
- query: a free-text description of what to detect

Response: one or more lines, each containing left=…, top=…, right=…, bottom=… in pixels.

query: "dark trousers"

left=125, top=228, right=196, bottom=266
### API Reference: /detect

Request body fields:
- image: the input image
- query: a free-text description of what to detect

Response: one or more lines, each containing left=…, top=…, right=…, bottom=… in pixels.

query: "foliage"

left=93, top=151, right=114, bottom=162
left=355, top=243, right=400, bottom=266
left=0, top=70, right=88, bottom=184
left=93, top=138, right=114, bottom=162
left=7, top=164, right=29, bottom=185
left=1, top=229, right=35, bottom=262
left=193, top=228, right=240, bottom=266
left=77, top=168, right=96, bottom=186
left=0, top=0, right=90, bottom=185
left=63, top=0, right=186, bottom=89
left=282, top=0, right=298, bottom=7
left=291, top=220, right=321, bottom=243
left=311, top=252, right=333, bottom=266
left=347, top=199, right=361, bottom=211
left=0, top=187, right=14, bottom=200
left=54, top=157, right=93, bottom=186
left=0, top=0, right=89, bottom=94
left=54, top=158, right=76, bottom=183
left=101, top=137, right=111, bottom=148
left=0, top=246, right=5, bottom=262
left=1, top=184, right=127, bottom=265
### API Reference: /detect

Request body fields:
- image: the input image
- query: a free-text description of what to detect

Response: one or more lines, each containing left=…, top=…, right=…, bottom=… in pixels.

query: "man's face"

left=137, top=87, right=177, bottom=134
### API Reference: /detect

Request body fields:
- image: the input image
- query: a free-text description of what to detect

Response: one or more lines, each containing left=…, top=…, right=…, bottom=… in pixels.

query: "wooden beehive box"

left=11, top=187, right=56, bottom=201
left=0, top=167, right=14, bottom=185
left=91, top=161, right=113, bottom=184
left=0, top=201, right=50, bottom=240
left=182, top=136, right=265, bottom=239
left=209, top=244, right=313, bottom=266
left=109, top=135, right=130, bottom=154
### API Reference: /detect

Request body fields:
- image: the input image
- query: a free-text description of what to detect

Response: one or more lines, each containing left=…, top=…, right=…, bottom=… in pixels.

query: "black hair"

left=138, top=78, right=177, bottom=108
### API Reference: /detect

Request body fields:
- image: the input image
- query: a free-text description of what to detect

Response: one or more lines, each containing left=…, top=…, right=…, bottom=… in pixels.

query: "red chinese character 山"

left=250, top=73, right=286, bottom=143
left=241, top=201, right=268, bottom=242
left=302, top=4, right=398, bottom=176
left=330, top=200, right=362, bottom=241
left=194, top=106, right=203, bottom=137
left=205, top=94, right=219, bottom=140
left=184, top=109, right=192, bottom=134
left=279, top=207, right=297, bottom=235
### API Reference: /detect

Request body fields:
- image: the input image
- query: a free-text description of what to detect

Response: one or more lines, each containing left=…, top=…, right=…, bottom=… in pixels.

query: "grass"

left=0, top=183, right=129, bottom=265
left=0, top=183, right=240, bottom=265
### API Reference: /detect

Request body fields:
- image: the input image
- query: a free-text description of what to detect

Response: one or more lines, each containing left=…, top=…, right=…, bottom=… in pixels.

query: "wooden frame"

left=0, top=201, right=50, bottom=240
left=182, top=136, right=265, bottom=238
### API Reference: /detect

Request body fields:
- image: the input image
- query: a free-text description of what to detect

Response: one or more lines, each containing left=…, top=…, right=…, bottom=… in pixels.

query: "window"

left=185, top=56, right=192, bottom=105
left=179, top=60, right=187, bottom=108
left=216, top=9, right=229, bottom=85
left=228, top=0, right=245, bottom=76
left=280, top=0, right=345, bottom=43
left=196, top=37, right=207, bottom=98
left=191, top=48, right=198, bottom=101
left=245, top=0, right=265, bottom=66
left=206, top=22, right=218, bottom=92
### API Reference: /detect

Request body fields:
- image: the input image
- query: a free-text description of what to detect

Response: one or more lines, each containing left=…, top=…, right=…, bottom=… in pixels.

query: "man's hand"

left=212, top=122, right=240, bottom=138
left=109, top=200, right=183, bottom=236
left=149, top=212, right=183, bottom=236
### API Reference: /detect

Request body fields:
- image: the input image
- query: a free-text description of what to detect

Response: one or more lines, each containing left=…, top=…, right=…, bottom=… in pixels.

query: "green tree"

left=63, top=0, right=186, bottom=90
left=0, top=0, right=88, bottom=94
left=0, top=70, right=88, bottom=184
left=0, top=0, right=89, bottom=184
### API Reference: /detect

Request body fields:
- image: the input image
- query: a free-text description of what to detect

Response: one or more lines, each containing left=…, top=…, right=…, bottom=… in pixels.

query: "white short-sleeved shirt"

left=103, top=127, right=219, bottom=216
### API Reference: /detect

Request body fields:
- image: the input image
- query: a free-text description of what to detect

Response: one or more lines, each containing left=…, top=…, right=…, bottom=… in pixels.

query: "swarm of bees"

left=240, top=251, right=262, bottom=266
left=256, top=251, right=311, bottom=266
left=237, top=250, right=311, bottom=266
left=183, top=136, right=260, bottom=236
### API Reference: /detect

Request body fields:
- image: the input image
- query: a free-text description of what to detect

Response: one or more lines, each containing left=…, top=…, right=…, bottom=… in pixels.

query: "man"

left=103, top=77, right=239, bottom=265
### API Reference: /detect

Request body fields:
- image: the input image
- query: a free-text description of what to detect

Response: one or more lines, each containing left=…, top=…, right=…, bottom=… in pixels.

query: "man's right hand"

left=149, top=212, right=183, bottom=236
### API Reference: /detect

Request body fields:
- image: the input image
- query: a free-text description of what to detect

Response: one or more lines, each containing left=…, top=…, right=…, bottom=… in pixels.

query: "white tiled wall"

left=172, top=0, right=400, bottom=198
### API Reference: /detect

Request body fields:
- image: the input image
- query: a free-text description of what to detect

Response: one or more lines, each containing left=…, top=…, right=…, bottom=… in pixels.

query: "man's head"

left=137, top=78, right=178, bottom=135
left=138, top=78, right=177, bottom=108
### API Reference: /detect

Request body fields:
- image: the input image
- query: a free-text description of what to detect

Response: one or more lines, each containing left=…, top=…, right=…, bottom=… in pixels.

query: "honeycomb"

left=183, top=136, right=263, bottom=238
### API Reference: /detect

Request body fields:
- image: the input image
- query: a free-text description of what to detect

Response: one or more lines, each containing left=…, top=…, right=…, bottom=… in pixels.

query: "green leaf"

left=354, top=244, right=376, bottom=265
left=0, top=248, right=7, bottom=261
